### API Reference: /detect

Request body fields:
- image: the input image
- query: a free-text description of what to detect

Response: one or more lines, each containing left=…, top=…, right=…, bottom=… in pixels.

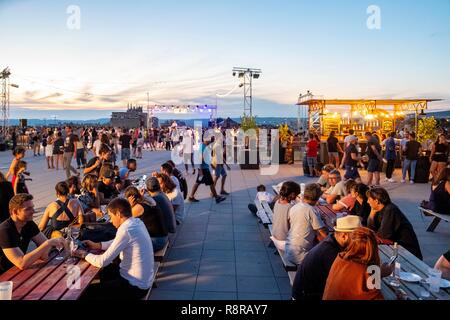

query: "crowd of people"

left=255, top=177, right=450, bottom=300
left=0, top=123, right=238, bottom=300
left=252, top=157, right=449, bottom=300
left=305, top=129, right=450, bottom=189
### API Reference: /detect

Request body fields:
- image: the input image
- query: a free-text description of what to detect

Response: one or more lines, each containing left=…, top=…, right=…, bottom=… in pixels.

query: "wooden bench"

left=419, top=207, right=450, bottom=232
left=143, top=262, right=161, bottom=300
left=266, top=218, right=297, bottom=274
left=261, top=201, right=274, bottom=223
left=154, top=241, right=170, bottom=262
left=254, top=199, right=271, bottom=227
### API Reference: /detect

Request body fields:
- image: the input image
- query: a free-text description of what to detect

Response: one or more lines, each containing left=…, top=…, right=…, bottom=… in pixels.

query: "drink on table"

left=0, top=281, right=13, bottom=300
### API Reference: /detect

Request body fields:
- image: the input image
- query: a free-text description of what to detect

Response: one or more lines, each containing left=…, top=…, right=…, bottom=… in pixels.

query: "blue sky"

left=1, top=0, right=449, bottom=119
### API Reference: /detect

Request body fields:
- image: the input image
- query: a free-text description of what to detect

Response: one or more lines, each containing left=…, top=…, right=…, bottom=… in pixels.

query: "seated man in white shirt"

left=321, top=170, right=346, bottom=205
left=73, top=198, right=154, bottom=300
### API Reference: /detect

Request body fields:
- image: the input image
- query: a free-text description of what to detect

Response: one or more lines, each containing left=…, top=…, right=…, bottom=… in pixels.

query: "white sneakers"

left=401, top=179, right=406, bottom=183
left=410, top=181, right=415, bottom=185
left=388, top=179, right=396, bottom=183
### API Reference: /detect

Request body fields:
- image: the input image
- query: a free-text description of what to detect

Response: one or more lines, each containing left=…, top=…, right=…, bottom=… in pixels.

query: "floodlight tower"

left=1, top=68, right=19, bottom=134
left=232, top=67, right=262, bottom=117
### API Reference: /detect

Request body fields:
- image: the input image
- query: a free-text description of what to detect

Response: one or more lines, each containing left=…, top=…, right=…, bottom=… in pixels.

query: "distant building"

left=111, top=105, right=148, bottom=128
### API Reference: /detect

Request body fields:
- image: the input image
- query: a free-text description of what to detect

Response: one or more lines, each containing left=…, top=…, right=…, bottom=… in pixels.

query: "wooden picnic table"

left=0, top=251, right=101, bottom=300
left=379, top=245, right=450, bottom=300
left=316, top=205, right=450, bottom=300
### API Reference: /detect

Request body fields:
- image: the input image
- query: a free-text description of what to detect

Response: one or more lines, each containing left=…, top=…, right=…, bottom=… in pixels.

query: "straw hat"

left=334, top=215, right=362, bottom=233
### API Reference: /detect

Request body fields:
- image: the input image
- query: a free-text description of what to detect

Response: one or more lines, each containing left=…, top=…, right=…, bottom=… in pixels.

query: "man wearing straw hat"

left=291, top=216, right=362, bottom=301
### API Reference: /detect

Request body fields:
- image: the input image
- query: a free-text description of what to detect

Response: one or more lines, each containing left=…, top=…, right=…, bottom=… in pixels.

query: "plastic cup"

left=428, top=268, right=442, bottom=293
left=300, top=183, right=306, bottom=195
left=0, top=281, right=13, bottom=300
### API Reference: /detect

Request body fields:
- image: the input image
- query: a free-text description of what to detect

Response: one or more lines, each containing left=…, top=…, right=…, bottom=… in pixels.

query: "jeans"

left=402, top=159, right=417, bottom=181
left=63, top=152, right=77, bottom=178
left=152, top=236, right=168, bottom=252
left=385, top=159, right=395, bottom=179
left=81, top=262, right=148, bottom=300
left=76, top=149, right=86, bottom=167
left=248, top=204, right=258, bottom=216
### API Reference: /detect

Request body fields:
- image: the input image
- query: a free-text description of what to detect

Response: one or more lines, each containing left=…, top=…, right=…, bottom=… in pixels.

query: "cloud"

left=38, top=92, right=64, bottom=100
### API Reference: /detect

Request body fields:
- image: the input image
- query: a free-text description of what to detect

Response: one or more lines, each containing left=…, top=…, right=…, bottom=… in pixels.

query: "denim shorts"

left=121, top=148, right=131, bottom=161
left=307, top=157, right=317, bottom=168
left=328, top=152, right=339, bottom=158
left=214, top=165, right=227, bottom=177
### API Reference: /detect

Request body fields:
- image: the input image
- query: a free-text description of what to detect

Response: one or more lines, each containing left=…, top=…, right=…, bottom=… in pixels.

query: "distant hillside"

left=9, top=117, right=300, bottom=127
left=428, top=110, right=450, bottom=118
left=9, top=118, right=111, bottom=126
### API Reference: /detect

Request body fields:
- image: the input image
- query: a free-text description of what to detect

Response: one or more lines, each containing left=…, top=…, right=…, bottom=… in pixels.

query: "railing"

left=297, top=94, right=325, bottom=105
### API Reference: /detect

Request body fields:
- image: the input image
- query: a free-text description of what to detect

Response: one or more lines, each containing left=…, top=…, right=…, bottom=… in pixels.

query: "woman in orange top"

left=323, top=227, right=384, bottom=300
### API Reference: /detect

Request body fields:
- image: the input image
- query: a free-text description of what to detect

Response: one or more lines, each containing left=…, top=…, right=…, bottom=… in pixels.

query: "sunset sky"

left=1, top=0, right=449, bottom=119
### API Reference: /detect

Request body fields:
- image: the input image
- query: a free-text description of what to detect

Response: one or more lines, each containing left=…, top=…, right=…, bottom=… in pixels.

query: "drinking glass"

left=70, top=227, right=80, bottom=241
left=0, top=281, right=13, bottom=300
left=428, top=268, right=442, bottom=293
left=420, top=279, right=431, bottom=299
left=388, top=262, right=401, bottom=288
left=300, top=183, right=306, bottom=196
left=54, top=243, right=65, bottom=261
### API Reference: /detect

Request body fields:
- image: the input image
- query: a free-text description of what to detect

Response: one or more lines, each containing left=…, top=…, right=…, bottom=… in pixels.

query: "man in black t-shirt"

left=84, top=144, right=113, bottom=177
left=98, top=169, right=119, bottom=205
left=327, top=131, right=344, bottom=169
left=119, top=130, right=132, bottom=166
left=367, top=187, right=423, bottom=260
left=402, top=132, right=422, bottom=184
left=0, top=194, right=65, bottom=274
left=344, top=136, right=361, bottom=181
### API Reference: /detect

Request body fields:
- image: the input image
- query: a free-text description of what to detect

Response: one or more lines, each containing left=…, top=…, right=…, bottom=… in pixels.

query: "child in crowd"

left=12, top=160, right=30, bottom=194
left=248, top=185, right=276, bottom=216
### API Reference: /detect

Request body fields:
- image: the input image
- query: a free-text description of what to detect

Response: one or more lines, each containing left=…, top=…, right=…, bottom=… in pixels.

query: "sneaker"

left=221, top=191, right=230, bottom=196
left=388, top=179, right=396, bottom=183
left=401, top=180, right=406, bottom=183
left=410, top=181, right=415, bottom=185
left=188, top=197, right=200, bottom=203
left=215, top=196, right=226, bottom=204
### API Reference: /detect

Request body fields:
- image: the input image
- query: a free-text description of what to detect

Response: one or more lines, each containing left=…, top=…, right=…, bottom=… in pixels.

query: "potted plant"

left=417, top=116, right=438, bottom=151
left=239, top=114, right=260, bottom=170
left=278, top=124, right=290, bottom=164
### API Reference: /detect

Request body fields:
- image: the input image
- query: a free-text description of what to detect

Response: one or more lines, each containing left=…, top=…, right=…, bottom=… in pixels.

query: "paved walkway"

left=1, top=149, right=449, bottom=300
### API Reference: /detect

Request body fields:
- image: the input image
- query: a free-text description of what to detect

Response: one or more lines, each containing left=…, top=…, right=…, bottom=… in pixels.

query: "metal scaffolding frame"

left=1, top=68, right=11, bottom=134
left=232, top=67, right=262, bottom=117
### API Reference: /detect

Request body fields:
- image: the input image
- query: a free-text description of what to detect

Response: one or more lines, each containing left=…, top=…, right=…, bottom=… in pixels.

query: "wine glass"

left=71, top=227, right=80, bottom=241
left=54, top=243, right=65, bottom=261
left=66, top=227, right=80, bottom=264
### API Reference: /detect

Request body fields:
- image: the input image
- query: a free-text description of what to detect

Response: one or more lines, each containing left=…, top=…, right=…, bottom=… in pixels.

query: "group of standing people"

left=317, top=129, right=450, bottom=187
